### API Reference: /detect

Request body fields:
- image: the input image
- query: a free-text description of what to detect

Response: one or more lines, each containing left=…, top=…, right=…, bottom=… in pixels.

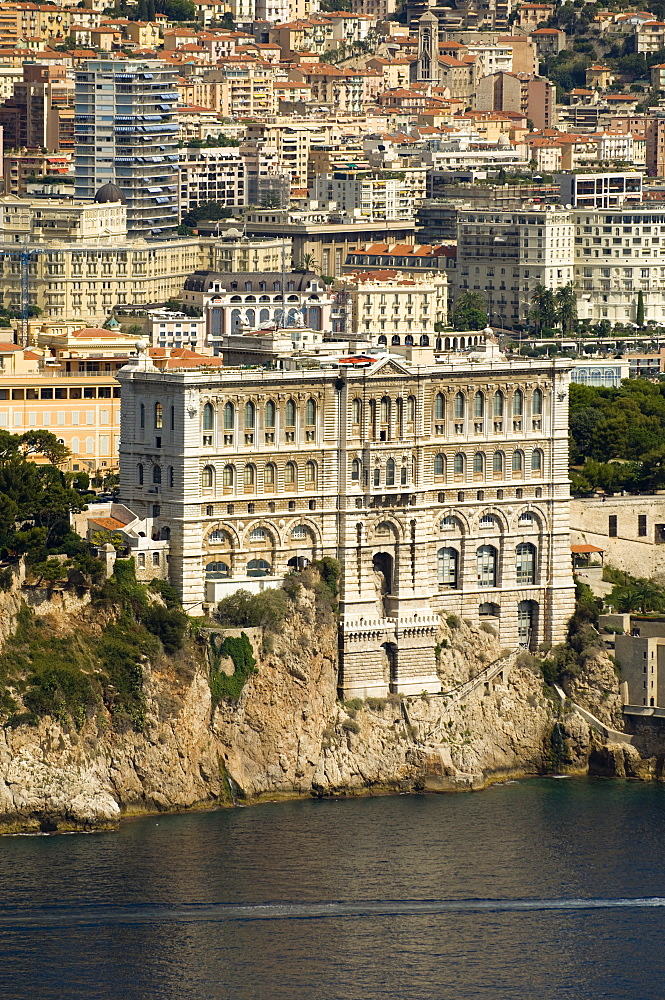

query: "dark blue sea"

left=1, top=777, right=664, bottom=999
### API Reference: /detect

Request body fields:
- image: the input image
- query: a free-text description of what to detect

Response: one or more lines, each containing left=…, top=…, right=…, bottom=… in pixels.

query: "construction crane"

left=0, top=245, right=48, bottom=347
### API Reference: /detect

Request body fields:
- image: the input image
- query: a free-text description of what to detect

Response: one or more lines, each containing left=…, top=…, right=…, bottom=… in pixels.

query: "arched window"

left=512, top=450, right=524, bottom=474
left=437, top=547, right=458, bottom=588
left=407, top=396, right=416, bottom=423
left=285, top=400, right=296, bottom=427
left=516, top=543, right=536, bottom=585
left=434, top=392, right=445, bottom=420
left=224, top=401, right=234, bottom=429
left=391, top=334, right=401, bottom=346
left=285, top=461, right=296, bottom=484
left=513, top=389, right=523, bottom=417
left=434, top=453, right=445, bottom=477
left=170, top=406, right=175, bottom=431
left=247, top=558, right=270, bottom=577
left=352, top=398, right=362, bottom=425
left=265, top=400, right=276, bottom=428
left=454, top=391, right=465, bottom=419
left=305, top=460, right=317, bottom=484
left=380, top=395, right=390, bottom=423
left=373, top=466, right=380, bottom=487
left=244, top=464, right=255, bottom=486
left=154, top=402, right=163, bottom=429
left=223, top=464, right=234, bottom=488
left=473, top=452, right=485, bottom=475
left=454, top=453, right=465, bottom=475
left=70, top=437, right=80, bottom=455
left=139, top=403, right=145, bottom=429
left=351, top=458, right=361, bottom=481
left=203, top=402, right=214, bottom=431
left=420, top=334, right=429, bottom=346
left=386, top=458, right=395, bottom=486
left=152, top=465, right=162, bottom=485
left=493, top=451, right=504, bottom=474
left=401, top=463, right=408, bottom=486
left=168, top=466, right=174, bottom=488
left=264, top=462, right=275, bottom=485
left=531, top=449, right=543, bottom=472
left=305, top=398, right=316, bottom=425
left=473, top=391, right=484, bottom=417
left=477, top=545, right=497, bottom=588
left=369, top=399, right=377, bottom=438
left=244, top=401, right=255, bottom=430
left=493, top=390, right=504, bottom=417
left=137, top=463, right=144, bottom=485
left=532, top=387, right=543, bottom=415
left=202, top=465, right=214, bottom=488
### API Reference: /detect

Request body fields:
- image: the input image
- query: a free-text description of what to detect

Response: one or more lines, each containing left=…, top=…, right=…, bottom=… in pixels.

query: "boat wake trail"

left=2, top=897, right=665, bottom=928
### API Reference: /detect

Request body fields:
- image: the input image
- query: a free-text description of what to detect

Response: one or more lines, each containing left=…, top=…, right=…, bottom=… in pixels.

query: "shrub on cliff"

left=209, top=632, right=257, bottom=706
left=216, top=588, right=289, bottom=632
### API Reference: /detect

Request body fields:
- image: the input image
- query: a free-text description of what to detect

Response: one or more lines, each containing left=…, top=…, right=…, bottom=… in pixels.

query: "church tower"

left=417, top=11, right=439, bottom=82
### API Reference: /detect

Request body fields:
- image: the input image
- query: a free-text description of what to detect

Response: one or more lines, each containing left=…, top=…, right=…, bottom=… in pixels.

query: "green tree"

left=556, top=282, right=577, bottom=335
left=451, top=290, right=488, bottom=331
left=20, top=430, right=70, bottom=466
left=637, top=289, right=645, bottom=326
left=530, top=284, right=558, bottom=333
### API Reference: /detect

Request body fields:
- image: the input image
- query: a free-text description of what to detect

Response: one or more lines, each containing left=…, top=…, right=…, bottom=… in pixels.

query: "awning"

left=571, top=544, right=605, bottom=553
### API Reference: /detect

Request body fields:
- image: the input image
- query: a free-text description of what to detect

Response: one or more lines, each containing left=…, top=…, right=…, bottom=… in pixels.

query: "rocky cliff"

left=0, top=571, right=626, bottom=833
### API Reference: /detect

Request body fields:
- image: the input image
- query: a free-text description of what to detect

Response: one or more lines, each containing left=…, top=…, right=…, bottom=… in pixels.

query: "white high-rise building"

left=74, top=59, right=179, bottom=239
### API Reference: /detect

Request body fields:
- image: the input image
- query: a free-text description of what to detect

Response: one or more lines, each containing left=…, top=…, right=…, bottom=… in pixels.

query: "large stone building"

left=116, top=337, right=575, bottom=697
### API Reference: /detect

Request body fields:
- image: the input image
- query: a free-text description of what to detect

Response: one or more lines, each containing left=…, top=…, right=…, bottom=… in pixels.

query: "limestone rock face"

left=589, top=742, right=656, bottom=780
left=0, top=587, right=640, bottom=833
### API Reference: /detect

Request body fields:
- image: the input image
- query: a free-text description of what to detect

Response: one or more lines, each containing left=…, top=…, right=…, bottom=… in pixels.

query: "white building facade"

left=117, top=343, right=575, bottom=697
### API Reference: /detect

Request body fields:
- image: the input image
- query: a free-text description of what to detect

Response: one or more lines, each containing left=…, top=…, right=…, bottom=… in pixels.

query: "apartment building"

left=314, top=167, right=426, bottom=222
left=116, top=342, right=575, bottom=696
left=455, top=206, right=575, bottom=328
left=177, top=147, right=246, bottom=220
left=339, top=270, right=448, bottom=338
left=74, top=59, right=179, bottom=238
left=0, top=197, right=199, bottom=324
left=573, top=203, right=665, bottom=325
left=0, top=63, right=74, bottom=153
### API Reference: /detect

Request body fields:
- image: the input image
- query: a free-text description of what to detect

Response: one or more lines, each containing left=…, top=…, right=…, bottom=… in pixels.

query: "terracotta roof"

left=89, top=517, right=126, bottom=531
left=571, top=544, right=604, bottom=553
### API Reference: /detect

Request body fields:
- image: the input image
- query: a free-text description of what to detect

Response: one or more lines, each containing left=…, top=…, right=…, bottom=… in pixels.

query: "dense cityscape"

left=1, top=3, right=665, bottom=995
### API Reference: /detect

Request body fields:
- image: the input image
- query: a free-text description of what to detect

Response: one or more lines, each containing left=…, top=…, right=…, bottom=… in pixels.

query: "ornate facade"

left=116, top=339, right=575, bottom=697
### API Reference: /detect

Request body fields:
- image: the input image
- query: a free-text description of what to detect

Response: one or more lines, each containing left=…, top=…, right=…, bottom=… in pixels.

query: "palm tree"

left=556, top=282, right=577, bottom=336
left=293, top=252, right=319, bottom=273
left=530, top=284, right=557, bottom=333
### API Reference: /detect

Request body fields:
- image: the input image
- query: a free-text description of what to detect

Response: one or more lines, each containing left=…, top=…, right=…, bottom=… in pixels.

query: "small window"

left=473, top=391, right=484, bottom=418
left=435, top=392, right=445, bottom=420
left=265, top=400, right=276, bottom=427
left=285, top=400, right=296, bottom=427
left=609, top=514, right=617, bottom=537
left=152, top=465, right=161, bottom=485
left=454, top=392, right=465, bottom=419
left=386, top=458, right=395, bottom=486
left=285, top=461, right=296, bottom=484
left=202, top=466, right=214, bottom=488
left=224, top=402, right=234, bottom=429
left=137, top=463, right=144, bottom=485
left=513, top=390, right=523, bottom=417
left=305, top=398, right=316, bottom=425
left=265, top=462, right=276, bottom=485
left=223, top=465, right=234, bottom=488
left=454, top=453, right=464, bottom=475
left=140, top=403, right=145, bottom=429
left=203, top=402, right=214, bottom=431
left=244, top=464, right=255, bottom=486
left=531, top=449, right=543, bottom=472
left=154, top=402, right=163, bottom=429
left=639, top=514, right=647, bottom=537
left=352, top=398, right=362, bottom=424
left=249, top=527, right=265, bottom=540
left=351, top=458, right=361, bottom=482
left=434, top=454, right=445, bottom=477
left=245, top=401, right=255, bottom=430
left=305, top=460, right=317, bottom=484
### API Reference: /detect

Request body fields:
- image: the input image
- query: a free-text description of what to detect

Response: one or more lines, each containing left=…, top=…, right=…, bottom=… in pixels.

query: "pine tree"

left=147, top=0, right=156, bottom=19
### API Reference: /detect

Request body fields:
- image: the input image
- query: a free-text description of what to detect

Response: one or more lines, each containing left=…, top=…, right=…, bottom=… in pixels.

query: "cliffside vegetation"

left=0, top=559, right=188, bottom=732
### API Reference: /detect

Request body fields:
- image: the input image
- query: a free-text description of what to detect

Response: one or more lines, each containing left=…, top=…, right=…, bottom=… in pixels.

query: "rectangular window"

left=638, top=514, right=647, bottom=537
left=609, top=514, right=617, bottom=537
left=86, top=411, right=95, bottom=425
